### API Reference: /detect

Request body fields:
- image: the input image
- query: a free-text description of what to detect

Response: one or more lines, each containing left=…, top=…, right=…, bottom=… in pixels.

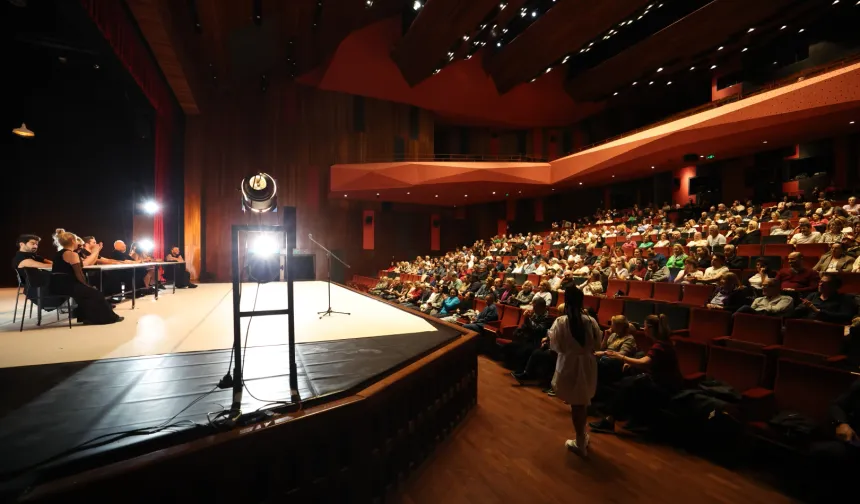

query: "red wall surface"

left=673, top=166, right=697, bottom=206
left=362, top=210, right=374, bottom=250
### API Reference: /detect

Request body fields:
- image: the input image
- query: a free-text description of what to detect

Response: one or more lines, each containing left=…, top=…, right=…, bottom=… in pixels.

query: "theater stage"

left=0, top=281, right=461, bottom=483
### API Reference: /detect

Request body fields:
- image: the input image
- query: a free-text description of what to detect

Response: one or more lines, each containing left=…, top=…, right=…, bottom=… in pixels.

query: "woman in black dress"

left=52, top=232, right=124, bottom=325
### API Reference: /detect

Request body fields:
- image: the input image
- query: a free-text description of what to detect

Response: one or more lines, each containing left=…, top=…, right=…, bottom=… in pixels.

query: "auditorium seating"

left=651, top=283, right=682, bottom=303
left=596, top=298, right=624, bottom=328
left=623, top=299, right=654, bottom=327
left=625, top=281, right=653, bottom=300
left=679, top=284, right=714, bottom=307
left=780, top=319, right=846, bottom=358
left=713, top=313, right=782, bottom=350
left=795, top=243, right=829, bottom=257
left=607, top=279, right=629, bottom=296
left=673, top=308, right=732, bottom=344
left=763, top=244, right=794, bottom=258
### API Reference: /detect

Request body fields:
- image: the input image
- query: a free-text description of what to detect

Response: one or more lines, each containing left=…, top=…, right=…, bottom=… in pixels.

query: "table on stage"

left=42, top=261, right=181, bottom=308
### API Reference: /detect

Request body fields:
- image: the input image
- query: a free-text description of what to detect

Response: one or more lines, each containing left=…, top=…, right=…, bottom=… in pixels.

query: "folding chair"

left=19, top=268, right=73, bottom=331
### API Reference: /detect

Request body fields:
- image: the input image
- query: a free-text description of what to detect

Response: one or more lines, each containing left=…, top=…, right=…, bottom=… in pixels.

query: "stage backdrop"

left=184, top=78, right=493, bottom=281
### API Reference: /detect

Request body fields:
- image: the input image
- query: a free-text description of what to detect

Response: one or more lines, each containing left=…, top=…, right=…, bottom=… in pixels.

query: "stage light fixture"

left=142, top=200, right=161, bottom=215
left=12, top=123, right=34, bottom=138
left=139, top=239, right=154, bottom=253
left=247, top=233, right=281, bottom=283
left=412, top=0, right=422, bottom=11
left=241, top=173, right=278, bottom=213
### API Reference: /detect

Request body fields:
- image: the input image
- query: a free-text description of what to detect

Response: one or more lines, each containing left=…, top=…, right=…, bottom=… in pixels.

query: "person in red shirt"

left=775, top=252, right=820, bottom=295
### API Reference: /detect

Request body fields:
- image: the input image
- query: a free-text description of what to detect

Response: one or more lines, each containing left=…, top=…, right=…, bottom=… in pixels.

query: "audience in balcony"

left=776, top=252, right=820, bottom=294
left=735, top=278, right=794, bottom=317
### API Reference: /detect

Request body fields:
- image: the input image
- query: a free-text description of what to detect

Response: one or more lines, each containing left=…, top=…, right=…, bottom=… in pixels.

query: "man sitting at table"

left=12, top=234, right=52, bottom=300
left=106, top=240, right=145, bottom=296
left=79, top=236, right=121, bottom=266
left=164, top=246, right=198, bottom=288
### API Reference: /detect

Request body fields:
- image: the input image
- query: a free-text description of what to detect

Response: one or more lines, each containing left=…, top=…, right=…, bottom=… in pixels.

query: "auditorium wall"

left=184, top=77, right=488, bottom=281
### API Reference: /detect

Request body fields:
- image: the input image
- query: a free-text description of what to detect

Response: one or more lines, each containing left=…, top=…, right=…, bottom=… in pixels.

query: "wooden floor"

left=393, top=356, right=797, bottom=504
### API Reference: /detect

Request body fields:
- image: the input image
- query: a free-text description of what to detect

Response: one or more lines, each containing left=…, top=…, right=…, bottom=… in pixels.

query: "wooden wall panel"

left=184, top=78, right=437, bottom=281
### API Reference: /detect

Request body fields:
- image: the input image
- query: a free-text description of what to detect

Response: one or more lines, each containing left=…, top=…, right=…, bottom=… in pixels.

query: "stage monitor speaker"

left=292, top=254, right=316, bottom=281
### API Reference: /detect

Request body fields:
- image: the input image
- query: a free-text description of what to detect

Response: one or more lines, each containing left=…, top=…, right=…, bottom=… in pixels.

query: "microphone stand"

left=308, top=234, right=351, bottom=319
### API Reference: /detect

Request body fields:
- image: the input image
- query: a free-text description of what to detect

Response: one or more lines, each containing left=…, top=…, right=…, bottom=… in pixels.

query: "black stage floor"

left=0, top=322, right=460, bottom=487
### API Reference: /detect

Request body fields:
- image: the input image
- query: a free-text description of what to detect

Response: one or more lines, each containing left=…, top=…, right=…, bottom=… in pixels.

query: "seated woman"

left=434, top=287, right=461, bottom=318
left=694, top=246, right=712, bottom=270
left=513, top=281, right=535, bottom=306
left=665, top=244, right=687, bottom=269
left=589, top=314, right=683, bottom=433
left=706, top=272, right=750, bottom=312
left=654, top=233, right=671, bottom=248
left=129, top=242, right=157, bottom=289
left=51, top=232, right=123, bottom=325
left=579, top=270, right=604, bottom=297
left=595, top=315, right=639, bottom=384
left=673, top=258, right=703, bottom=284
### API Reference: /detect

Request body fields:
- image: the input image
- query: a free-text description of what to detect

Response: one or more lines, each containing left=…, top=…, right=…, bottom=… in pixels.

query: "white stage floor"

left=0, top=281, right=439, bottom=368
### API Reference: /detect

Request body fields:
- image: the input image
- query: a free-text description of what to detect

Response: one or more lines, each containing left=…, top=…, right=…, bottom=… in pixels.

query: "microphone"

left=308, top=233, right=313, bottom=239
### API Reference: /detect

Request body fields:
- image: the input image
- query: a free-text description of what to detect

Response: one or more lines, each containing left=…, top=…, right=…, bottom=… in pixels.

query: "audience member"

left=747, top=258, right=774, bottom=293
left=793, top=274, right=857, bottom=325
left=462, top=292, right=499, bottom=334
left=508, top=297, right=554, bottom=379
left=790, top=222, right=823, bottom=244
left=674, top=258, right=702, bottom=284
left=699, top=254, right=729, bottom=284
left=722, top=245, right=748, bottom=270
left=164, top=246, right=198, bottom=288
left=706, top=273, right=750, bottom=312
left=776, top=252, right=820, bottom=294
left=813, top=243, right=855, bottom=273
left=589, top=314, right=683, bottom=433
left=735, top=278, right=794, bottom=317
left=643, top=259, right=669, bottom=282
left=594, top=315, right=638, bottom=384
left=665, top=244, right=687, bottom=269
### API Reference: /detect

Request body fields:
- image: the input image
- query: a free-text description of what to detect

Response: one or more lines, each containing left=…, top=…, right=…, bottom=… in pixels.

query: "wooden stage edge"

left=21, top=285, right=479, bottom=503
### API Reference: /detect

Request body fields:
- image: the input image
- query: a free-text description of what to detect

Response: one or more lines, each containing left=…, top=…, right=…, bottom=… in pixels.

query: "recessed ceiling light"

left=613, top=92, right=618, bottom=96
left=611, top=175, right=615, bottom=178
left=579, top=182, right=583, bottom=185
left=742, top=47, right=748, bottom=52
left=780, top=25, right=787, bottom=30
left=649, top=81, right=654, bottom=85
left=690, top=66, right=695, bottom=71
left=518, top=191, right=522, bottom=194
left=710, top=64, right=717, bottom=70
left=344, top=194, right=347, bottom=197
left=798, top=28, right=805, bottom=33
left=497, top=42, right=501, bottom=47
left=747, top=27, right=755, bottom=33
left=850, top=121, right=855, bottom=124
left=413, top=0, right=422, bottom=10
left=407, top=192, right=410, bottom=195
left=464, top=194, right=468, bottom=197
left=531, top=9, right=537, bottom=17
left=717, top=46, right=723, bottom=51
left=492, top=191, right=496, bottom=194
left=667, top=81, right=672, bottom=85
left=376, top=193, right=380, bottom=196
left=763, top=140, right=768, bottom=144
left=833, top=0, right=839, bottom=4
left=435, top=194, right=438, bottom=197
left=651, top=166, right=655, bottom=169
left=545, top=67, right=552, bottom=73
left=657, top=67, right=663, bottom=72
left=632, top=81, right=638, bottom=86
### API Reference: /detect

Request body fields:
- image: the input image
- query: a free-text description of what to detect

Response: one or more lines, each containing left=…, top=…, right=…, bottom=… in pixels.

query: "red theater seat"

left=653, top=246, right=670, bottom=257
left=625, top=281, right=653, bottom=300
left=679, top=284, right=714, bottom=307
left=651, top=283, right=682, bottom=303
left=714, top=313, right=782, bottom=350
left=837, top=273, right=860, bottom=294
left=673, top=338, right=707, bottom=383
left=486, top=305, right=521, bottom=337
left=737, top=245, right=762, bottom=257
left=782, top=319, right=846, bottom=357
left=675, top=308, right=732, bottom=344
left=795, top=243, right=829, bottom=258
left=706, top=346, right=767, bottom=395
left=763, top=244, right=794, bottom=258
left=527, top=274, right=540, bottom=286
left=607, top=279, right=629, bottom=296
left=596, top=298, right=624, bottom=329
left=583, top=295, right=601, bottom=314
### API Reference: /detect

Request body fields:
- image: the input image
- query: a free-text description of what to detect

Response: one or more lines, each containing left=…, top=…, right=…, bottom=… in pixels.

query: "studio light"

left=142, top=200, right=161, bottom=215
left=139, top=239, right=154, bottom=253
left=12, top=123, right=34, bottom=138
left=241, top=173, right=278, bottom=213
left=247, top=233, right=281, bottom=283
left=412, top=0, right=421, bottom=10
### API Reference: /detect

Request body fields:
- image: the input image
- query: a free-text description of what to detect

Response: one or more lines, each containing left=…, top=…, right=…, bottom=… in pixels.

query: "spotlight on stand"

left=247, top=233, right=281, bottom=283
left=139, top=239, right=154, bottom=253
left=241, top=173, right=278, bottom=213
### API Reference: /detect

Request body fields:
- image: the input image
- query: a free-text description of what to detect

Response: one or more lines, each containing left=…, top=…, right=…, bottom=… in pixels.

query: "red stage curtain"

left=80, top=0, right=176, bottom=257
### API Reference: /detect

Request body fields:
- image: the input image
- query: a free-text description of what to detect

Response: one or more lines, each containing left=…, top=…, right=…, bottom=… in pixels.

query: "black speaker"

left=364, top=215, right=374, bottom=225
left=353, top=96, right=365, bottom=132
left=683, top=153, right=700, bottom=163
left=291, top=254, right=316, bottom=281
left=432, top=219, right=440, bottom=228
left=673, top=178, right=681, bottom=190
left=381, top=201, right=393, bottom=212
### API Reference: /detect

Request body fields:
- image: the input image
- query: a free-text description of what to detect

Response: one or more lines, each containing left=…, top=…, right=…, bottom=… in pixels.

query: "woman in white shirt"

left=654, top=232, right=670, bottom=248
left=673, top=258, right=703, bottom=284
left=770, top=219, right=793, bottom=236
left=747, top=258, right=773, bottom=293
left=607, top=258, right=629, bottom=280
left=579, top=271, right=604, bottom=296
left=687, top=232, right=707, bottom=248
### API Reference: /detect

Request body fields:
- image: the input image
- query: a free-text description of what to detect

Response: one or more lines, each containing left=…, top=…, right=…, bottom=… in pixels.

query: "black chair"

left=761, top=235, right=788, bottom=245
left=12, top=269, right=32, bottom=323
left=624, top=299, right=655, bottom=328
left=20, top=268, right=73, bottom=332
left=656, top=302, right=691, bottom=333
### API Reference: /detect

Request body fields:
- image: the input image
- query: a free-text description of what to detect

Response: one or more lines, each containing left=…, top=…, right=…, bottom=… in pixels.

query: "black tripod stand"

left=308, top=233, right=351, bottom=319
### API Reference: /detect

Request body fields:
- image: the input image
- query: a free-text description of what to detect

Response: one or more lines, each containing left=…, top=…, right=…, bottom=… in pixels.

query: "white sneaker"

left=565, top=434, right=589, bottom=457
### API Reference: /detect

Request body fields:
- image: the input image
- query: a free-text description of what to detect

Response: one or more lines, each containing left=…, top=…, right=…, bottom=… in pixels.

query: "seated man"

left=164, top=246, right=198, bottom=288
left=776, top=252, right=820, bottom=295
left=507, top=297, right=554, bottom=379
left=642, top=259, right=669, bottom=282
left=698, top=254, right=729, bottom=284
left=793, top=274, right=857, bottom=325
left=722, top=245, right=748, bottom=270
left=12, top=234, right=52, bottom=300
left=78, top=236, right=120, bottom=266
left=735, top=278, right=794, bottom=317
left=462, top=292, right=499, bottom=334
left=790, top=221, right=823, bottom=245
left=813, top=243, right=855, bottom=273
